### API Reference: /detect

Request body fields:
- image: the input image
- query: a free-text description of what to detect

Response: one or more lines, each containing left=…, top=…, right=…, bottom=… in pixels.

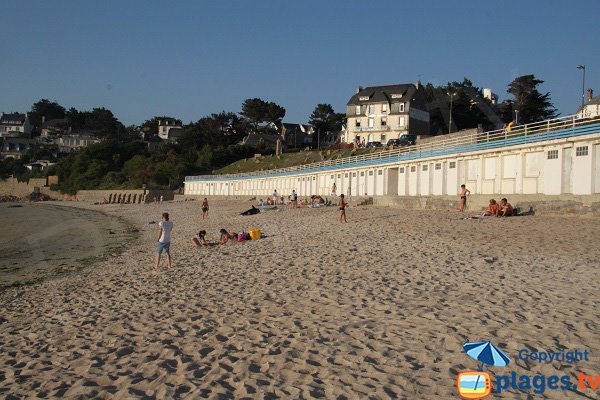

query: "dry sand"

left=0, top=200, right=599, bottom=399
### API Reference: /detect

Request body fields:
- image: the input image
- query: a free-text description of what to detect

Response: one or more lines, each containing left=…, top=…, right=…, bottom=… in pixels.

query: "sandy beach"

left=0, top=200, right=599, bottom=399
left=0, top=203, right=134, bottom=289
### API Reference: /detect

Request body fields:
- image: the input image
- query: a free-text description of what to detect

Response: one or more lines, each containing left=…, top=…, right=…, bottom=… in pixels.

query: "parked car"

left=386, top=139, right=402, bottom=148
left=366, top=141, right=383, bottom=148
left=398, top=135, right=416, bottom=146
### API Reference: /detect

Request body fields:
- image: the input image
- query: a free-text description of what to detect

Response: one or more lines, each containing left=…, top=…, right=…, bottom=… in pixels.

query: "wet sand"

left=0, top=203, right=134, bottom=289
left=0, top=200, right=599, bottom=399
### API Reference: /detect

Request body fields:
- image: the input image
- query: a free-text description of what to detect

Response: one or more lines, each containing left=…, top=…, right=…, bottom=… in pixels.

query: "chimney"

left=356, top=86, right=363, bottom=94
left=588, top=88, right=593, bottom=102
left=416, top=80, right=421, bottom=90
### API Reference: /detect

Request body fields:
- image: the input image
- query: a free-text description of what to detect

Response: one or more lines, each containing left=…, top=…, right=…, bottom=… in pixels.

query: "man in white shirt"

left=155, top=212, right=174, bottom=269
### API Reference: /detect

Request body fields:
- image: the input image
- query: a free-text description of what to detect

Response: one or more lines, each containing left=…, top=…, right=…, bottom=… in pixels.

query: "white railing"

left=186, top=114, right=599, bottom=181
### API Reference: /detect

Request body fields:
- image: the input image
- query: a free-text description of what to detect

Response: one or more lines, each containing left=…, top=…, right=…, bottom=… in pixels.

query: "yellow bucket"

left=249, top=228, right=261, bottom=240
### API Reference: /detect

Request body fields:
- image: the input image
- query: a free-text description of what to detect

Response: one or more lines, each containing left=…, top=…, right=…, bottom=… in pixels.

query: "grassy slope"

left=214, top=148, right=381, bottom=175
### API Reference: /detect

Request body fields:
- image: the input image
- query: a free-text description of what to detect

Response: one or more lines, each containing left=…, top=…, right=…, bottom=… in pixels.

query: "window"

left=381, top=117, right=387, bottom=126
left=355, top=105, right=361, bottom=115
left=399, top=167, right=405, bottom=173
left=422, top=165, right=428, bottom=171
left=345, top=173, right=348, bottom=177
left=360, top=171, right=364, bottom=176
left=352, top=172, right=356, bottom=177
left=410, top=166, right=416, bottom=172
left=368, top=105, right=374, bottom=114
left=576, top=146, right=588, bottom=156
left=382, top=104, right=387, bottom=114
left=449, top=161, right=456, bottom=169
left=399, top=116, right=405, bottom=127
left=330, top=175, right=334, bottom=179
left=298, top=178, right=300, bottom=181
left=369, top=171, right=374, bottom=176
left=368, top=118, right=374, bottom=128
left=547, top=150, right=558, bottom=160
left=399, top=103, right=405, bottom=112
left=381, top=134, right=386, bottom=143
left=435, top=163, right=442, bottom=170
left=355, top=119, right=361, bottom=128
left=337, top=174, right=341, bottom=178
left=378, top=170, right=383, bottom=175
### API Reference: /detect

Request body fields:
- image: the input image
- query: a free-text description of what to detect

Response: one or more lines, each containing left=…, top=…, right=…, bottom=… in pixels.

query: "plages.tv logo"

left=456, top=341, right=511, bottom=399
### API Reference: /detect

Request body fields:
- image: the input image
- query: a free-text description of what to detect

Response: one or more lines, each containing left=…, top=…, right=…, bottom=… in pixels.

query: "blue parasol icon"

left=463, top=341, right=511, bottom=371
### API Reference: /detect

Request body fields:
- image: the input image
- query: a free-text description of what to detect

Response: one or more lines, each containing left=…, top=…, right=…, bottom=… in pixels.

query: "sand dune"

left=0, top=200, right=599, bottom=399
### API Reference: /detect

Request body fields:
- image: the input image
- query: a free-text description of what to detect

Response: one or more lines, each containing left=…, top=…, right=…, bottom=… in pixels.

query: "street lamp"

left=577, top=65, right=586, bottom=114
left=448, top=90, right=457, bottom=133
left=515, top=110, right=519, bottom=125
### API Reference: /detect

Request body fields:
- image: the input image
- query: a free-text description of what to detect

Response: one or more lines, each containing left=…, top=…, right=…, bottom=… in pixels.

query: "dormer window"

left=391, top=93, right=402, bottom=99
left=359, top=96, right=369, bottom=101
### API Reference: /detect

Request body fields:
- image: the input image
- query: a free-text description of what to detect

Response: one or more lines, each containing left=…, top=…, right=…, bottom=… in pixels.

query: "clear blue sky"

left=1, top=1, right=598, bottom=126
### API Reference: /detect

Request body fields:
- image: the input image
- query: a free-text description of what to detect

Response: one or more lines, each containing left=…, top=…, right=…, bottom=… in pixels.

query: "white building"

left=343, top=83, right=429, bottom=146
left=158, top=118, right=182, bottom=140
left=577, top=89, right=600, bottom=119
left=185, top=115, right=600, bottom=198
left=0, top=113, right=32, bottom=138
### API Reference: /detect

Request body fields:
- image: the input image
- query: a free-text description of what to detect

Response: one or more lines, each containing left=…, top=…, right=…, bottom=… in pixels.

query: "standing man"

left=155, top=212, right=173, bottom=269
left=458, top=184, right=470, bottom=212
left=331, top=182, right=337, bottom=197
left=290, top=190, right=298, bottom=208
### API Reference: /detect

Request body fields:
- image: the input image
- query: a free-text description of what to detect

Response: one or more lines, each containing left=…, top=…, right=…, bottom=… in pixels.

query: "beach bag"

left=237, top=233, right=245, bottom=242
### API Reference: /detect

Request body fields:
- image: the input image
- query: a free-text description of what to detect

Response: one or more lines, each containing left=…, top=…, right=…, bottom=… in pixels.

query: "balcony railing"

left=186, top=114, right=600, bottom=182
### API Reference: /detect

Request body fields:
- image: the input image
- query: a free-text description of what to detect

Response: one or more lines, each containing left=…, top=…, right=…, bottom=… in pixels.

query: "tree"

left=29, top=99, right=66, bottom=129
left=507, top=75, right=558, bottom=124
left=240, top=98, right=285, bottom=127
left=309, top=104, right=345, bottom=136
left=424, top=79, right=500, bottom=134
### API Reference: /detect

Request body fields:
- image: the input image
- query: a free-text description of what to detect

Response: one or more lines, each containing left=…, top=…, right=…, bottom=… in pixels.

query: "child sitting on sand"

left=219, top=229, right=238, bottom=245
left=499, top=198, right=514, bottom=217
left=191, top=230, right=208, bottom=247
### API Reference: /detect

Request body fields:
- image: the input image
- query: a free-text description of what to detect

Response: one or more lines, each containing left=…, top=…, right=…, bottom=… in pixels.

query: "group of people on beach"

left=458, top=184, right=516, bottom=217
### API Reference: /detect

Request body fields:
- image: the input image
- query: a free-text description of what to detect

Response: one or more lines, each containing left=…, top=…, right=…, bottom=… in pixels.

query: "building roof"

left=346, top=84, right=416, bottom=106
left=577, top=95, right=600, bottom=112
left=158, top=118, right=181, bottom=126
left=0, top=113, right=26, bottom=126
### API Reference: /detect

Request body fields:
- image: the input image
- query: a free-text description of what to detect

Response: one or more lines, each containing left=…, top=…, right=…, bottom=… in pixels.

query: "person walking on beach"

left=155, top=212, right=173, bottom=269
left=202, top=198, right=209, bottom=219
left=331, top=182, right=337, bottom=197
left=339, top=194, right=347, bottom=223
left=458, top=184, right=470, bottom=212
left=290, top=190, right=298, bottom=208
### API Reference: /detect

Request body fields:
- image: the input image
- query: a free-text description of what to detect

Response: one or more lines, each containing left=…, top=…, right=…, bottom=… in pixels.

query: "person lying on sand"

left=219, top=229, right=238, bottom=245
left=241, top=205, right=260, bottom=216
left=192, top=230, right=208, bottom=247
left=484, top=199, right=500, bottom=216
